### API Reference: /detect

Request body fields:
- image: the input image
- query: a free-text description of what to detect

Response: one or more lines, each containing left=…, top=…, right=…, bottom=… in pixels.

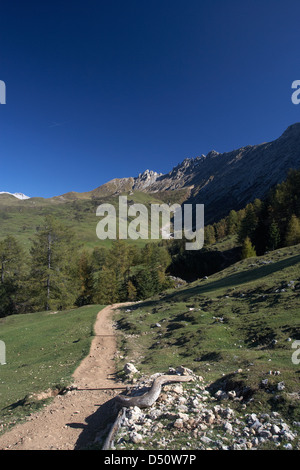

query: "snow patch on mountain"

left=0, top=191, right=30, bottom=200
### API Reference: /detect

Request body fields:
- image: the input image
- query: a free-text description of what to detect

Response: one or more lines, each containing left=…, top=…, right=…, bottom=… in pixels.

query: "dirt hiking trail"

left=0, top=303, right=130, bottom=450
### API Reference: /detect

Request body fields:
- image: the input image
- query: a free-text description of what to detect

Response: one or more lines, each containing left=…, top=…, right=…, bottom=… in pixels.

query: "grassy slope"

left=0, top=304, right=103, bottom=432
left=0, top=244, right=299, bottom=441
left=115, top=244, right=300, bottom=424
left=0, top=189, right=189, bottom=251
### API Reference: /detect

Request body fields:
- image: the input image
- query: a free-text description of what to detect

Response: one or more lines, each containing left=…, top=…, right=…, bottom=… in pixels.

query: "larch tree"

left=0, top=235, right=26, bottom=316
left=241, top=236, right=257, bottom=259
left=285, top=214, right=300, bottom=247
left=29, top=215, right=79, bottom=311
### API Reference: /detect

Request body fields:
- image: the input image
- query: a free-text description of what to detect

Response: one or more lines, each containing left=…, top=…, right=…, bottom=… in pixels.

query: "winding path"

left=0, top=303, right=128, bottom=450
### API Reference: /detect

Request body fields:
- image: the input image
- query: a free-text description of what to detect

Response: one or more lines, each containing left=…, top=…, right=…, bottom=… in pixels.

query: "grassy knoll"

left=115, top=244, right=300, bottom=424
left=0, top=304, right=103, bottom=432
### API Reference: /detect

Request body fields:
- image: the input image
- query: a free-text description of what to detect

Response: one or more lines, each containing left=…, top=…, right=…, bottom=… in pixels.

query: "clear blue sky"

left=1, top=0, right=300, bottom=198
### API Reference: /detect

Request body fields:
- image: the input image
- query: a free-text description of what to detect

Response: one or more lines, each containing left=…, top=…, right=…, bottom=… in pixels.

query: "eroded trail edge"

left=0, top=303, right=129, bottom=450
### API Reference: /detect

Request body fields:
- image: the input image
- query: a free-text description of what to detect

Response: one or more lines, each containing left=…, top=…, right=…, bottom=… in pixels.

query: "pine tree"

left=238, top=204, right=259, bottom=243
left=105, top=240, right=130, bottom=285
left=226, top=210, right=239, bottom=235
left=266, top=220, right=281, bottom=251
left=29, top=215, right=79, bottom=311
left=0, top=236, right=26, bottom=317
left=91, top=246, right=107, bottom=271
left=0, top=235, right=25, bottom=284
left=285, top=214, right=300, bottom=246
left=135, top=267, right=157, bottom=299
left=241, top=236, right=257, bottom=259
left=76, top=250, right=94, bottom=306
left=93, top=266, right=118, bottom=304
left=215, top=219, right=227, bottom=240
left=204, top=225, right=216, bottom=245
left=126, top=280, right=137, bottom=301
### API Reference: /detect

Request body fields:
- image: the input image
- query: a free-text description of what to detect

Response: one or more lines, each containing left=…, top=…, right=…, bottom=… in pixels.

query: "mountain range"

left=2, top=123, right=300, bottom=224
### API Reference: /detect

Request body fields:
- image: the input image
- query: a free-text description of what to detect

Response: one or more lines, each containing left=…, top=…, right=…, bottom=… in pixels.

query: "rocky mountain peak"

left=206, top=150, right=219, bottom=159
left=133, top=169, right=163, bottom=190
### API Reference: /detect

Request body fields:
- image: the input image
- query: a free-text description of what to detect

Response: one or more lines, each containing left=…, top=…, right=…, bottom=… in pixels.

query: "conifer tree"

left=91, top=246, right=107, bottom=271
left=0, top=236, right=26, bottom=316
left=76, top=250, right=94, bottom=306
left=126, top=279, right=137, bottom=301
left=0, top=235, right=24, bottom=284
left=29, top=215, right=79, bottom=311
left=93, top=266, right=118, bottom=304
left=204, top=225, right=216, bottom=245
left=238, top=204, right=258, bottom=243
left=266, top=220, right=281, bottom=251
left=226, top=210, right=239, bottom=235
left=215, top=219, right=227, bottom=240
left=285, top=214, right=300, bottom=246
left=241, top=236, right=257, bottom=259
left=135, top=267, right=158, bottom=299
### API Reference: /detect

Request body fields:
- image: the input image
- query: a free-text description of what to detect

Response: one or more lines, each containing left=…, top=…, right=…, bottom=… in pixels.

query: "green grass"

left=0, top=190, right=187, bottom=252
left=0, top=304, right=103, bottom=432
left=115, top=244, right=300, bottom=425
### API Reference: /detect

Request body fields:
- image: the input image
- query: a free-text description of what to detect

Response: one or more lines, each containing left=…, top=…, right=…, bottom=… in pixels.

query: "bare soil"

left=0, top=303, right=129, bottom=450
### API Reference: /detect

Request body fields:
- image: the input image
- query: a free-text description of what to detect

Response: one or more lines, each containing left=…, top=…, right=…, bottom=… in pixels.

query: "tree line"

left=203, top=168, right=300, bottom=257
left=166, top=169, right=300, bottom=279
left=0, top=215, right=173, bottom=318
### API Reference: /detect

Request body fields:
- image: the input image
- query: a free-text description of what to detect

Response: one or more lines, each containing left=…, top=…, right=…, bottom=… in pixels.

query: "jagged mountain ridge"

left=85, top=123, right=300, bottom=222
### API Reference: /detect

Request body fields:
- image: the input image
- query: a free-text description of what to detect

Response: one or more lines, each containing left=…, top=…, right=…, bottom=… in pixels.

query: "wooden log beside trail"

left=102, top=374, right=194, bottom=449
left=115, top=374, right=193, bottom=408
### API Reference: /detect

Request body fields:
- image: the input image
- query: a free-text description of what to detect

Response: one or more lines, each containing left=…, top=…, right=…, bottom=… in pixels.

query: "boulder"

left=124, top=363, right=138, bottom=375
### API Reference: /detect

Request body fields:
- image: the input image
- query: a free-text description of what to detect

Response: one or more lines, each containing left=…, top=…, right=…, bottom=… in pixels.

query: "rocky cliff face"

left=132, top=169, right=163, bottom=191
left=137, top=123, right=300, bottom=222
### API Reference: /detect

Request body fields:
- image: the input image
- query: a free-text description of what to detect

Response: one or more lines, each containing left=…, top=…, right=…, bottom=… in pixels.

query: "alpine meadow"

left=1, top=1, right=300, bottom=453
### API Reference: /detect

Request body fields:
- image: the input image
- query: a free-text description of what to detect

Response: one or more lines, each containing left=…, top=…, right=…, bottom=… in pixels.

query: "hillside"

left=0, top=243, right=299, bottom=449
left=0, top=189, right=189, bottom=250
left=113, top=243, right=300, bottom=449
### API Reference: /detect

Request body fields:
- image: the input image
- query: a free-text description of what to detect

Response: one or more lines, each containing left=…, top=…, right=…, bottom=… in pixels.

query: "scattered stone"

left=124, top=363, right=138, bottom=375
left=258, top=429, right=272, bottom=439
left=224, top=422, right=233, bottom=434
left=215, top=390, right=228, bottom=400
left=130, top=432, right=143, bottom=444
left=277, top=382, right=285, bottom=391
left=174, top=418, right=184, bottom=429
left=111, top=369, right=298, bottom=451
left=176, top=366, right=193, bottom=376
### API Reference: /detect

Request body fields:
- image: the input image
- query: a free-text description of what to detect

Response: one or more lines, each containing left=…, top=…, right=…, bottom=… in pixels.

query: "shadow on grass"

left=121, top=255, right=300, bottom=313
